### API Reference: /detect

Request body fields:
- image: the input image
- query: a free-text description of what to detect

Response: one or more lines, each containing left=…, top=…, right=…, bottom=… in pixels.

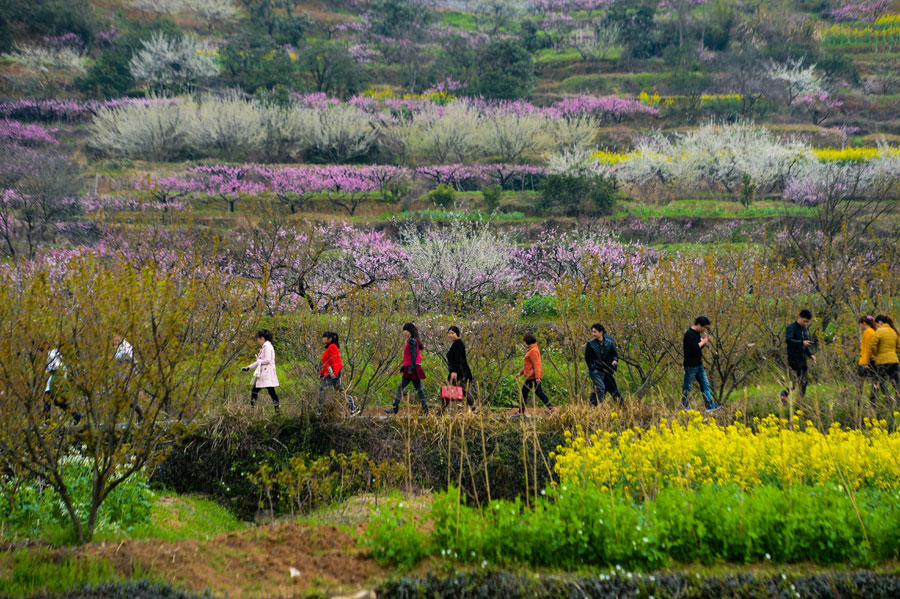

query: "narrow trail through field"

left=89, top=520, right=384, bottom=598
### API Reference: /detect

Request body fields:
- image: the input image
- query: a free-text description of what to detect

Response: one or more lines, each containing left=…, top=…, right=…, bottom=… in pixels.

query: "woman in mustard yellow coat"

left=869, top=315, right=900, bottom=404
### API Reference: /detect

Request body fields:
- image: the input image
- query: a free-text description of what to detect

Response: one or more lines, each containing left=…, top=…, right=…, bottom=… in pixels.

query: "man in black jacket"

left=585, top=323, right=624, bottom=405
left=785, top=309, right=817, bottom=399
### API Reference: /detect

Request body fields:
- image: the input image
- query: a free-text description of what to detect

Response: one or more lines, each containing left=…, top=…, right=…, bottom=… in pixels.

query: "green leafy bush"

left=482, top=185, right=502, bottom=212
left=430, top=184, right=456, bottom=209
left=362, top=496, right=429, bottom=568
left=368, top=483, right=900, bottom=570
left=521, top=294, right=557, bottom=317
left=538, top=173, right=617, bottom=216
left=1, top=451, right=155, bottom=542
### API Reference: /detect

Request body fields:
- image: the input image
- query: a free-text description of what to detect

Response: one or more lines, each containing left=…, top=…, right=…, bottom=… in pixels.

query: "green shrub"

left=430, top=184, right=456, bottom=209
left=361, top=496, right=429, bottom=568
left=1, top=452, right=155, bottom=542
left=370, top=483, right=900, bottom=570
left=2, top=0, right=98, bottom=47
left=482, top=185, right=502, bottom=212
left=220, top=34, right=300, bottom=94
left=472, top=39, right=535, bottom=100
left=521, top=295, right=557, bottom=317
left=538, top=173, right=617, bottom=216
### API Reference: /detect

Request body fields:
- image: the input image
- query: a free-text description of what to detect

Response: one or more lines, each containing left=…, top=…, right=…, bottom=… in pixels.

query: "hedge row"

left=152, top=415, right=563, bottom=519
left=380, top=570, right=900, bottom=599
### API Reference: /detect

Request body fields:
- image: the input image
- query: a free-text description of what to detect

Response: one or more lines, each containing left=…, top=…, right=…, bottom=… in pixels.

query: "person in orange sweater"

left=857, top=316, right=877, bottom=406
left=317, top=332, right=360, bottom=417
left=514, top=333, right=553, bottom=416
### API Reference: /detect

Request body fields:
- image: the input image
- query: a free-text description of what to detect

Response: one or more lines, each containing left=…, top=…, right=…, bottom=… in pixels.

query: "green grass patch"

left=616, top=199, right=816, bottom=219
left=439, top=10, right=478, bottom=31
left=0, top=549, right=123, bottom=596
left=126, top=494, right=245, bottom=542
left=535, top=47, right=584, bottom=63
left=396, top=209, right=527, bottom=222
left=558, top=73, right=609, bottom=93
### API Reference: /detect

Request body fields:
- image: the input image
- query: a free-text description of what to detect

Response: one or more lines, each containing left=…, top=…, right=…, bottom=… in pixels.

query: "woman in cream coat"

left=243, top=329, right=280, bottom=412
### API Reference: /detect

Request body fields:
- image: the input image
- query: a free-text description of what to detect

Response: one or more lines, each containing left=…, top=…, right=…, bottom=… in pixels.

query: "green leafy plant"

left=482, top=185, right=502, bottom=212
left=430, top=184, right=456, bottom=209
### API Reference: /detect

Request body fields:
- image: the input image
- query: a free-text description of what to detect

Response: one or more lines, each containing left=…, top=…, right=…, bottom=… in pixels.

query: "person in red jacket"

left=317, top=332, right=359, bottom=417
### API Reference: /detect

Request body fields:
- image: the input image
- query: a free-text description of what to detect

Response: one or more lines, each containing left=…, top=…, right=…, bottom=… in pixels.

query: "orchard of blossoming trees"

left=3, top=0, right=900, bottom=594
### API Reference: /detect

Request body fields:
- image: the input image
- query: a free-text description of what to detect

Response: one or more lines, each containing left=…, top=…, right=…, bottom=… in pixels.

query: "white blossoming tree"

left=129, top=33, right=220, bottom=93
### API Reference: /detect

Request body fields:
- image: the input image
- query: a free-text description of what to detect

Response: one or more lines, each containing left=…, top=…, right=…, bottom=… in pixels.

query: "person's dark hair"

left=322, top=331, right=339, bottom=348
left=448, top=325, right=461, bottom=337
left=875, top=315, right=899, bottom=335
left=694, top=316, right=711, bottom=327
left=523, top=332, right=537, bottom=345
left=591, top=323, right=605, bottom=333
left=799, top=309, right=813, bottom=320
left=256, top=329, right=273, bottom=342
left=402, top=323, right=423, bottom=348
left=859, top=315, right=876, bottom=328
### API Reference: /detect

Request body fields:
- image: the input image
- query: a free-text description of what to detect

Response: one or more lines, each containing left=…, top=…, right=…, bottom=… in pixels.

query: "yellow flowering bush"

left=590, top=149, right=635, bottom=165
left=553, top=411, right=900, bottom=495
left=822, top=17, right=900, bottom=46
left=814, top=146, right=900, bottom=162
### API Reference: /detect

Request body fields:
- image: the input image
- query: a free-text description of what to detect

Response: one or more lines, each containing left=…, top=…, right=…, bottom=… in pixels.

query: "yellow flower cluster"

left=553, top=412, right=900, bottom=493
left=639, top=91, right=662, bottom=107
left=637, top=92, right=742, bottom=108
left=814, top=146, right=900, bottom=162
left=699, top=92, right=742, bottom=105
left=822, top=18, right=900, bottom=45
left=362, top=88, right=396, bottom=100
left=590, top=149, right=636, bottom=165
left=876, top=14, right=900, bottom=26
left=360, top=88, right=457, bottom=105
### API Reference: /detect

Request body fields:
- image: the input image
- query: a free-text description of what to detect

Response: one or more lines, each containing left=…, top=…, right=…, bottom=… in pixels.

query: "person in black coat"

left=785, top=309, right=817, bottom=399
left=585, top=323, right=623, bottom=405
left=445, top=326, right=474, bottom=411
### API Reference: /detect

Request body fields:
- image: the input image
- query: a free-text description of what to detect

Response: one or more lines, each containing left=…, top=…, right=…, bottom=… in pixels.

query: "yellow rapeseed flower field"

left=552, top=411, right=900, bottom=494
left=814, top=146, right=900, bottom=162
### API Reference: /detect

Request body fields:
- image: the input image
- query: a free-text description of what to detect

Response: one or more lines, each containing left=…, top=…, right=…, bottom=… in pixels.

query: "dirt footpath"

left=90, top=522, right=386, bottom=598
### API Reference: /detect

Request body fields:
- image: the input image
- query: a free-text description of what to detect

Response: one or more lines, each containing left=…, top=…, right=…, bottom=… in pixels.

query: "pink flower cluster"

left=830, top=0, right=889, bottom=21
left=144, top=163, right=550, bottom=205
left=0, top=119, right=58, bottom=146
left=791, top=93, right=843, bottom=108
left=547, top=96, right=660, bottom=121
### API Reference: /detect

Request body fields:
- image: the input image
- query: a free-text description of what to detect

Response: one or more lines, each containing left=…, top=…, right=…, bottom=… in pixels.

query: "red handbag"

left=441, top=384, right=464, bottom=401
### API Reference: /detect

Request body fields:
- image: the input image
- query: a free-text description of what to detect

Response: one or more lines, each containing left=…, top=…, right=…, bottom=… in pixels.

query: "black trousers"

left=251, top=386, right=280, bottom=411
left=788, top=360, right=809, bottom=398
left=873, top=363, right=900, bottom=403
left=520, top=379, right=551, bottom=411
left=588, top=369, right=623, bottom=406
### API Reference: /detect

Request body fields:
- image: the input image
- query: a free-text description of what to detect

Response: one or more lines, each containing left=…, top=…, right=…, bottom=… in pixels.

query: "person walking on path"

left=242, top=330, right=280, bottom=412
left=585, top=323, right=623, bottom=406
left=317, top=332, right=359, bottom=417
left=43, top=344, right=81, bottom=424
left=386, top=323, right=428, bottom=415
left=857, top=316, right=877, bottom=406
left=870, top=314, right=900, bottom=404
left=785, top=309, right=816, bottom=400
left=681, top=316, right=721, bottom=412
left=514, top=333, right=553, bottom=416
left=444, top=326, right=474, bottom=412
left=113, top=333, right=144, bottom=421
